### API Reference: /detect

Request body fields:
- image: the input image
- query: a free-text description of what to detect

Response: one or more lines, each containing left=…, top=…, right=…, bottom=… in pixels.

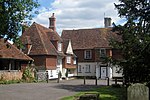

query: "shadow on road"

left=53, top=84, right=105, bottom=92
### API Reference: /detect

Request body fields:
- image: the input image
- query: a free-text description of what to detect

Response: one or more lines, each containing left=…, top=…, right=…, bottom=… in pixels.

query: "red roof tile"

left=61, top=28, right=120, bottom=50
left=0, top=39, right=33, bottom=61
left=21, top=22, right=62, bottom=56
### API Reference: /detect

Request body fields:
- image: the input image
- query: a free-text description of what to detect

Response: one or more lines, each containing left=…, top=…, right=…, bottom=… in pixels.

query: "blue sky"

left=38, top=0, right=54, bottom=9
left=32, top=0, right=123, bottom=35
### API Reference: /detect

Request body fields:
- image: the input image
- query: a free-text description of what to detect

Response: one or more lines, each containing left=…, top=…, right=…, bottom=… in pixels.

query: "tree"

left=111, top=0, right=150, bottom=84
left=0, top=0, right=39, bottom=43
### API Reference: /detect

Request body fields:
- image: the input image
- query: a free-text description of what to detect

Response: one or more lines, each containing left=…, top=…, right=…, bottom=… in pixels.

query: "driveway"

left=0, top=79, right=116, bottom=100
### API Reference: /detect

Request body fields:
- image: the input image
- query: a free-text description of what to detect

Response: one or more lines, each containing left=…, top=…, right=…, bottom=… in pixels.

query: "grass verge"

left=61, top=86, right=126, bottom=100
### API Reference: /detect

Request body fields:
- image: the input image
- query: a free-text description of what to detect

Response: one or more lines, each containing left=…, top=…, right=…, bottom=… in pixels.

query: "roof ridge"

left=62, top=27, right=112, bottom=31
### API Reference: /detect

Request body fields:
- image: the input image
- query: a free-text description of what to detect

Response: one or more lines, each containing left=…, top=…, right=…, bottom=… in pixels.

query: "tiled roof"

left=63, top=39, right=69, bottom=53
left=0, top=39, right=33, bottom=61
left=21, top=22, right=62, bottom=56
left=61, top=28, right=120, bottom=50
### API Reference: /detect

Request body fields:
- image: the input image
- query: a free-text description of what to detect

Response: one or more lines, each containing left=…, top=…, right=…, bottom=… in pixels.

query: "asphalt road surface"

left=0, top=79, right=116, bottom=100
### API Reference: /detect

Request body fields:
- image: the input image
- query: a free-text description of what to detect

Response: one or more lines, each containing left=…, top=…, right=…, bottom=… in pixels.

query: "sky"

left=32, top=0, right=124, bottom=35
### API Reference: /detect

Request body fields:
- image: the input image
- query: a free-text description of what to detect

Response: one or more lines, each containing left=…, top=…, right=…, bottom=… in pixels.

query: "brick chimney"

left=104, top=17, right=111, bottom=28
left=49, top=13, right=56, bottom=31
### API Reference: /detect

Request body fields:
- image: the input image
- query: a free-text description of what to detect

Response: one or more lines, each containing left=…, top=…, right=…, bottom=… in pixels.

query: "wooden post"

left=9, top=60, right=11, bottom=71
left=107, top=77, right=109, bottom=86
left=57, top=72, right=60, bottom=83
left=84, top=76, right=86, bottom=85
left=95, top=76, right=97, bottom=85
left=115, top=77, right=117, bottom=85
left=46, top=71, right=49, bottom=83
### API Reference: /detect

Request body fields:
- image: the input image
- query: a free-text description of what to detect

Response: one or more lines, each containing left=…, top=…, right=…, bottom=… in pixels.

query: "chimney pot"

left=49, top=13, right=56, bottom=31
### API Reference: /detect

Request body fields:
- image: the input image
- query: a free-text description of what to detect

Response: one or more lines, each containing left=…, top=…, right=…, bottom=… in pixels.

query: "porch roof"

left=0, top=39, right=33, bottom=61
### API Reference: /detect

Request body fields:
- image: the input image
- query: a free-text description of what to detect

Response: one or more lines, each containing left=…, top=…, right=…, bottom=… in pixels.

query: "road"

left=0, top=79, right=116, bottom=100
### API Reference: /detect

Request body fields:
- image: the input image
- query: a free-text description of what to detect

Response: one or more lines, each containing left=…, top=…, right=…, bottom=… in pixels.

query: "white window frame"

left=73, top=58, right=76, bottom=64
left=100, top=48, right=106, bottom=57
left=58, top=42, right=62, bottom=52
left=78, top=65, right=82, bottom=72
left=66, top=56, right=71, bottom=64
left=85, top=65, right=90, bottom=73
left=84, top=50, right=92, bottom=59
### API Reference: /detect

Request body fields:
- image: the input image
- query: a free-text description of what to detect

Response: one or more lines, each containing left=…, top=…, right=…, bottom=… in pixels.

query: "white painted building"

left=62, top=18, right=123, bottom=79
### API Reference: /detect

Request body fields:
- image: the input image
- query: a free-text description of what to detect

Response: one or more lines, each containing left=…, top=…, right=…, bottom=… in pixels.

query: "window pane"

left=66, top=56, right=71, bottom=64
left=85, top=65, right=90, bottom=72
left=100, top=49, right=106, bottom=57
left=78, top=65, right=82, bottom=72
left=73, top=58, right=76, bottom=64
left=84, top=50, right=92, bottom=59
left=58, top=43, right=62, bottom=51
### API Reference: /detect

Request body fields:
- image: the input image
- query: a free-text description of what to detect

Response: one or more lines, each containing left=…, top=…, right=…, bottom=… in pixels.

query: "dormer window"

left=58, top=42, right=62, bottom=52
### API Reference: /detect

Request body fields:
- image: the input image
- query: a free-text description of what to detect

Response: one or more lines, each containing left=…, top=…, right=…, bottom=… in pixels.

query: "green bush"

left=0, top=79, right=21, bottom=84
left=22, top=67, right=35, bottom=82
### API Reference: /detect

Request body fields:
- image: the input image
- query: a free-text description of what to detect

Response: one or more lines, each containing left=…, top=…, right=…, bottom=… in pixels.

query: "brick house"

left=0, top=39, right=33, bottom=80
left=21, top=13, right=77, bottom=79
left=61, top=18, right=122, bottom=79
left=62, top=39, right=77, bottom=77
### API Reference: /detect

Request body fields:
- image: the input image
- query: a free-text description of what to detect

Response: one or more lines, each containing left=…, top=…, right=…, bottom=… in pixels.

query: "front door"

left=101, top=67, right=107, bottom=79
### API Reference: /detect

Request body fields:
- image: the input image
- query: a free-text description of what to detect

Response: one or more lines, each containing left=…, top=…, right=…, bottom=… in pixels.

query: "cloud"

left=33, top=0, right=121, bottom=35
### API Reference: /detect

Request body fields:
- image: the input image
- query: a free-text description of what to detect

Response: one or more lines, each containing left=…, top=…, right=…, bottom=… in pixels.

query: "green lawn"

left=61, top=86, right=126, bottom=100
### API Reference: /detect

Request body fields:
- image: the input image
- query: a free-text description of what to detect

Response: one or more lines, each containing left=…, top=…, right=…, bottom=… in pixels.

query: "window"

left=84, top=50, right=92, bottom=59
left=66, top=56, right=71, bottom=64
left=100, top=49, right=106, bottom=57
left=73, top=58, right=76, bottom=64
left=57, top=59, right=61, bottom=66
left=78, top=65, right=82, bottom=72
left=85, top=65, right=90, bottom=73
left=58, top=42, right=62, bottom=52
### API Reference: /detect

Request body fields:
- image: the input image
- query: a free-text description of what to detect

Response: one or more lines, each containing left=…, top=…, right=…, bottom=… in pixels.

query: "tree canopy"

left=0, top=0, right=39, bottom=42
left=111, top=0, right=150, bottom=84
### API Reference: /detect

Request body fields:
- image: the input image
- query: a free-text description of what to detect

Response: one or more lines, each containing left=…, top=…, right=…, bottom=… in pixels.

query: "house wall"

left=112, top=65, right=122, bottom=77
left=62, top=56, right=77, bottom=78
left=74, top=49, right=95, bottom=62
left=94, top=48, right=112, bottom=62
left=77, top=62, right=96, bottom=76
left=0, top=71, right=22, bottom=80
left=46, top=56, right=57, bottom=70
left=62, top=68, right=77, bottom=78
left=30, top=55, right=57, bottom=70
left=30, top=55, right=46, bottom=70
left=75, top=48, right=122, bottom=78
left=63, top=57, right=76, bottom=69
left=75, top=49, right=112, bottom=62
left=46, top=69, right=59, bottom=79
left=30, top=55, right=59, bottom=79
left=78, top=62, right=121, bottom=78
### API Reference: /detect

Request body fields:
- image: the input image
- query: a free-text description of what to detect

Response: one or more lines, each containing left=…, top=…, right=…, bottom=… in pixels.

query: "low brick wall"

left=0, top=71, right=23, bottom=80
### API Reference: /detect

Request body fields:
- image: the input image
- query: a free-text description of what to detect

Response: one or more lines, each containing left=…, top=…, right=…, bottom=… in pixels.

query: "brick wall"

left=0, top=71, right=22, bottom=80
left=74, top=49, right=95, bottom=62
left=63, top=57, right=76, bottom=68
left=46, top=56, right=57, bottom=70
